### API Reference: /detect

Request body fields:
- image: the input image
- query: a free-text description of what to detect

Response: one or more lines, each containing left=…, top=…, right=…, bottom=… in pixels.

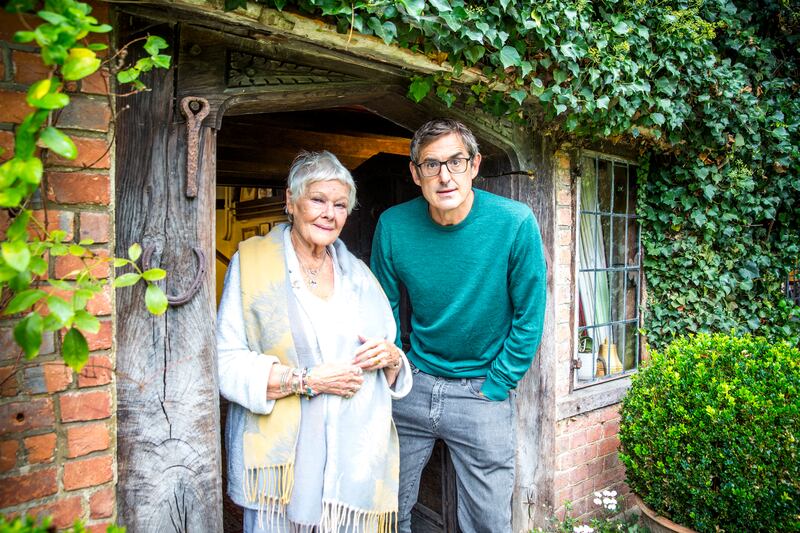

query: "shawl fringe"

left=320, top=500, right=398, bottom=533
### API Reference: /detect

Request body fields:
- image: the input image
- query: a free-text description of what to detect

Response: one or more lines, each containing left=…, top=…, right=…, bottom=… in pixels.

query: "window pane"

left=609, top=271, right=626, bottom=323
left=613, top=163, right=628, bottom=214
left=593, top=271, right=611, bottom=327
left=578, top=214, right=599, bottom=269
left=611, top=216, right=628, bottom=267
left=627, top=165, right=638, bottom=215
left=601, top=215, right=612, bottom=266
left=625, top=270, right=640, bottom=320
left=626, top=220, right=641, bottom=266
left=597, top=160, right=612, bottom=213
left=623, top=322, right=639, bottom=371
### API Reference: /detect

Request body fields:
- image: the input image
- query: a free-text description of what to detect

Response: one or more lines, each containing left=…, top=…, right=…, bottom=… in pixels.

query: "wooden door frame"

left=115, top=8, right=556, bottom=531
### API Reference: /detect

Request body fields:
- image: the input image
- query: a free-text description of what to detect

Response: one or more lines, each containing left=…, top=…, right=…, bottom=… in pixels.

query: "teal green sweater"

left=370, top=188, right=547, bottom=400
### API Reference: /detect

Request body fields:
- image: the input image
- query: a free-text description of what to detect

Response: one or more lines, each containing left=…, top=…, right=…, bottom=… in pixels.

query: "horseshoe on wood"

left=142, top=245, right=206, bottom=307
left=180, top=96, right=210, bottom=198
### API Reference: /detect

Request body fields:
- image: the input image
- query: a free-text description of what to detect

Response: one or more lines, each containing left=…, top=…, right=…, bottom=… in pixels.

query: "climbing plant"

left=223, top=0, right=800, bottom=348
left=1, top=0, right=171, bottom=371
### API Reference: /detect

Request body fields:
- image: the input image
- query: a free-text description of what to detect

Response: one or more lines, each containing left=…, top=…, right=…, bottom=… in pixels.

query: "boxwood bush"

left=619, top=333, right=799, bottom=532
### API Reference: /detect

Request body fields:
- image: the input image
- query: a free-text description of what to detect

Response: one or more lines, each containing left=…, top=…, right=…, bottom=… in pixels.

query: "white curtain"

left=578, top=161, right=611, bottom=361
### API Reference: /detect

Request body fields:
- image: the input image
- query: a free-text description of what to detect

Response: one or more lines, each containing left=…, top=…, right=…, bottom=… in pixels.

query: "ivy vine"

left=1, top=0, right=172, bottom=371
left=224, top=0, right=800, bottom=348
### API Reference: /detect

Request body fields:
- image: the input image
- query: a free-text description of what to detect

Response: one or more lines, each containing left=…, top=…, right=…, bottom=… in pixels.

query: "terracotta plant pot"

left=633, top=494, right=699, bottom=533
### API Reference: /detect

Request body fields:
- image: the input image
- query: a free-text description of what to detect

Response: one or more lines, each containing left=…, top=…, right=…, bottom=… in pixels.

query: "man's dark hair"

left=410, top=119, right=480, bottom=162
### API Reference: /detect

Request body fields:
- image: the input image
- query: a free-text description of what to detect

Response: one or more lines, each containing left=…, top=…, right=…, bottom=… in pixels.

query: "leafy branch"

left=1, top=0, right=172, bottom=371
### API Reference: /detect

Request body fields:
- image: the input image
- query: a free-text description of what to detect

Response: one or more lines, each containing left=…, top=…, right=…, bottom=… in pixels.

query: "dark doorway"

left=215, top=107, right=459, bottom=532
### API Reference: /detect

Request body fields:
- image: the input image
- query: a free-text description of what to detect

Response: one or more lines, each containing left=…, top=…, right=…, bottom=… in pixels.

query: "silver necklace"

left=299, top=250, right=328, bottom=289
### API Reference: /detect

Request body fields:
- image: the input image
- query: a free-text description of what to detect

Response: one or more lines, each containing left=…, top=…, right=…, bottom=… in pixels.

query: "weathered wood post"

left=114, top=14, right=223, bottom=532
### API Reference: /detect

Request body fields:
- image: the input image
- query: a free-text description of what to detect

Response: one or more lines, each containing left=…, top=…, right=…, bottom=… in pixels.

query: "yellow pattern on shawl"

left=239, top=233, right=300, bottom=507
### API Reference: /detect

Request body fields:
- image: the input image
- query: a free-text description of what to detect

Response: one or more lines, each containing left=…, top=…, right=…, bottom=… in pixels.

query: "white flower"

left=593, top=491, right=602, bottom=498
left=573, top=526, right=594, bottom=533
left=593, top=497, right=602, bottom=505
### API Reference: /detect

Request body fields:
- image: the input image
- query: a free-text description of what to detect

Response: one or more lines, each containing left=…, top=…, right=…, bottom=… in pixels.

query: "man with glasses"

left=370, top=118, right=546, bottom=532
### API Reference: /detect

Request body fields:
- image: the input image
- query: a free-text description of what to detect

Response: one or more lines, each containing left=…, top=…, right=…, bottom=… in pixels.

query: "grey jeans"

left=392, top=365, right=516, bottom=533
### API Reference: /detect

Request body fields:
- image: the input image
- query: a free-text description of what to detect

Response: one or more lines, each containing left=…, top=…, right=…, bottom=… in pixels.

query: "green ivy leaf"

left=62, top=327, right=89, bottom=372
left=113, top=257, right=130, bottom=268
left=128, top=243, right=142, bottom=262
left=46, top=295, right=74, bottom=325
left=612, top=21, right=629, bottom=35
left=88, top=43, right=108, bottom=51
left=144, top=35, right=169, bottom=56
left=151, top=54, right=171, bottom=69
left=2, top=240, right=31, bottom=272
left=62, top=48, right=101, bottom=81
left=113, top=272, right=142, bottom=288
left=498, top=45, right=521, bottom=69
left=26, top=80, right=69, bottom=110
left=464, top=45, right=485, bottom=64
left=39, top=126, right=77, bottom=159
left=117, top=67, right=140, bottom=84
left=4, top=289, right=47, bottom=315
left=509, top=89, right=527, bottom=105
left=597, top=95, right=610, bottom=109
left=145, top=283, right=168, bottom=315
left=142, top=268, right=166, bottom=281
left=73, top=309, right=100, bottom=334
left=20, top=158, right=43, bottom=185
left=398, top=0, right=424, bottom=18
left=408, top=76, right=433, bottom=102
left=13, top=312, right=43, bottom=359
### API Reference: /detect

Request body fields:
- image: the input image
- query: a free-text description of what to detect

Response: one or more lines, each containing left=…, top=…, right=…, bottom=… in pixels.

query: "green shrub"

left=0, top=515, right=125, bottom=533
left=619, top=333, right=800, bottom=532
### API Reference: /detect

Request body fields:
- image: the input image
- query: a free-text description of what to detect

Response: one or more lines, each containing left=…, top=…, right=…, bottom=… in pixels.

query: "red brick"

left=569, top=463, right=589, bottom=484
left=0, top=439, right=18, bottom=471
left=12, top=50, right=51, bottom=85
left=598, top=436, right=620, bottom=457
left=46, top=172, right=110, bottom=205
left=54, top=249, right=110, bottom=280
left=60, top=390, right=111, bottom=422
left=0, top=47, right=5, bottom=80
left=87, top=523, right=114, bottom=533
left=63, top=454, right=113, bottom=490
left=80, top=212, right=110, bottom=244
left=31, top=209, right=75, bottom=241
left=0, top=130, right=13, bottom=159
left=24, top=361, right=73, bottom=394
left=554, top=470, right=569, bottom=491
left=55, top=97, right=110, bottom=132
left=0, top=398, right=54, bottom=435
left=0, top=90, right=29, bottom=123
left=569, top=428, right=587, bottom=450
left=78, top=355, right=112, bottom=387
left=66, top=422, right=109, bottom=458
left=29, top=495, right=84, bottom=529
left=0, top=365, right=19, bottom=396
left=81, top=69, right=109, bottom=95
left=89, top=486, right=114, bottom=518
left=587, top=458, right=604, bottom=478
left=604, top=453, right=621, bottom=471
left=1, top=329, right=54, bottom=362
left=603, top=418, right=621, bottom=438
left=0, top=468, right=57, bottom=506
left=86, top=284, right=111, bottom=316
left=24, top=432, right=56, bottom=464
left=595, top=466, right=625, bottom=491
left=47, top=136, right=110, bottom=169
left=586, top=423, right=603, bottom=443
left=557, top=189, right=571, bottom=207
left=83, top=320, right=112, bottom=351
left=0, top=10, right=40, bottom=41
left=555, top=487, right=572, bottom=507
left=555, top=434, right=569, bottom=454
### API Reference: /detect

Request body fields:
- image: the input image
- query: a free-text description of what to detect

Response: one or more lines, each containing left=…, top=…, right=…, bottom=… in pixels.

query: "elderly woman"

left=217, top=150, right=412, bottom=533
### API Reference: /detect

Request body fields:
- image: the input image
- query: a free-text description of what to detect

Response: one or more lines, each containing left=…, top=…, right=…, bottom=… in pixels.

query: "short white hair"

left=287, top=150, right=357, bottom=214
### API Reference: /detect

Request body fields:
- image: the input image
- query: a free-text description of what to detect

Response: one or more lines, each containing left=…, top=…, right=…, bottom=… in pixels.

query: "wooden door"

left=346, top=154, right=460, bottom=533
left=115, top=15, right=223, bottom=531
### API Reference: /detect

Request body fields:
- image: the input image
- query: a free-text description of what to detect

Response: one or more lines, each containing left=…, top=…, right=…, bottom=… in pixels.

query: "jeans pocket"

left=466, top=377, right=487, bottom=399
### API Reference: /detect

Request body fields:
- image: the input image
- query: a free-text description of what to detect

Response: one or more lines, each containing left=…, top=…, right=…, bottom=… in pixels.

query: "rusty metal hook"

left=180, top=96, right=210, bottom=199
left=142, top=245, right=206, bottom=307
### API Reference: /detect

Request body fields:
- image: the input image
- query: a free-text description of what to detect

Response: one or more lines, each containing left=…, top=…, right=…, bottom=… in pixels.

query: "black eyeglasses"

left=414, top=157, right=472, bottom=178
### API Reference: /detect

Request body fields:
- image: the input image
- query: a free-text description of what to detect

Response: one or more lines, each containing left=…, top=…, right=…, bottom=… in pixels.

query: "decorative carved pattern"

left=226, top=51, right=357, bottom=87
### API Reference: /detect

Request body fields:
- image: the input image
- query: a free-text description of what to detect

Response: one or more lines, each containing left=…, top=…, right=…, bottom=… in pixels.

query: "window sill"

left=556, top=376, right=632, bottom=421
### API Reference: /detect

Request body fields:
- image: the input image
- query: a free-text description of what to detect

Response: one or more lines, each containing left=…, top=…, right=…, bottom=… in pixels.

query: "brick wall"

left=551, top=150, right=628, bottom=521
left=0, top=3, right=117, bottom=530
